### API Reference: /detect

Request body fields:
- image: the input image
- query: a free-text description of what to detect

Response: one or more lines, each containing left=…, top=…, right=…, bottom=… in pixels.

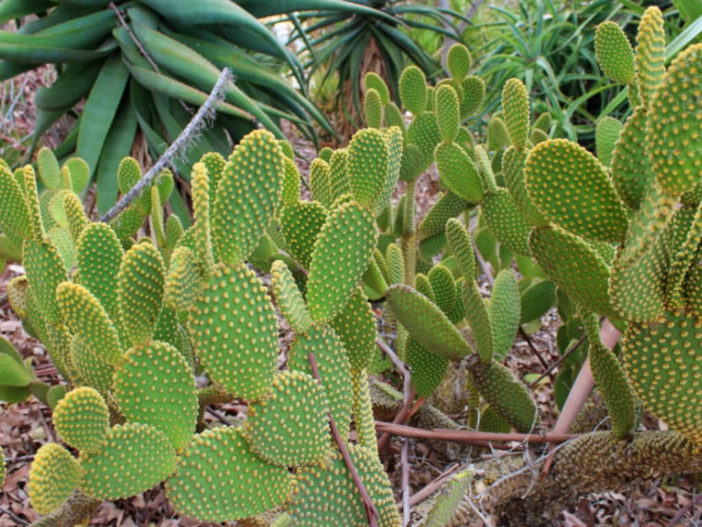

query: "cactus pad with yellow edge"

left=113, top=340, right=197, bottom=451
left=595, top=22, right=635, bottom=85
left=529, top=226, right=615, bottom=318
left=623, top=310, right=702, bottom=445
left=80, top=423, right=175, bottom=500
left=469, top=359, right=538, bottom=433
left=69, top=334, right=114, bottom=393
left=460, top=76, right=485, bottom=118
left=482, top=188, right=532, bottom=255
left=364, top=87, right=383, bottom=128
left=271, top=259, right=312, bottom=335
left=165, top=246, right=200, bottom=312
left=310, top=158, right=333, bottom=209
left=635, top=6, right=666, bottom=108
left=347, top=128, right=389, bottom=214
left=76, top=222, right=123, bottom=320
left=23, top=238, right=67, bottom=325
left=648, top=43, right=702, bottom=196
left=589, top=342, right=635, bottom=439
left=288, top=325, right=353, bottom=441
left=53, top=386, right=109, bottom=454
left=288, top=445, right=400, bottom=527
left=406, top=336, right=449, bottom=398
left=190, top=263, right=278, bottom=401
left=434, top=142, right=483, bottom=203
left=330, top=287, right=376, bottom=372
left=166, top=425, right=291, bottom=522
left=29, top=443, right=80, bottom=514
left=611, top=107, right=654, bottom=210
left=57, top=282, right=123, bottom=367
left=399, top=65, right=427, bottom=116
left=243, top=370, right=329, bottom=467
left=428, top=264, right=462, bottom=324
left=526, top=139, right=628, bottom=243
left=502, top=79, right=530, bottom=150
left=387, top=284, right=472, bottom=360
left=419, top=193, right=467, bottom=239
left=212, top=129, right=283, bottom=264
left=502, top=147, right=548, bottom=227
left=282, top=156, right=301, bottom=206
left=435, top=84, right=460, bottom=143
left=307, top=200, right=377, bottom=323
left=280, top=200, right=327, bottom=269
left=364, top=72, right=390, bottom=104
left=489, top=269, right=520, bottom=360
left=117, top=241, right=165, bottom=347
left=447, top=43, right=471, bottom=81
left=408, top=112, right=441, bottom=172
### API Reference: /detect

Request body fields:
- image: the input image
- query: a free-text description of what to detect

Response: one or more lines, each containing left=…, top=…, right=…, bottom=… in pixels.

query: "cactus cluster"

left=0, top=133, right=400, bottom=526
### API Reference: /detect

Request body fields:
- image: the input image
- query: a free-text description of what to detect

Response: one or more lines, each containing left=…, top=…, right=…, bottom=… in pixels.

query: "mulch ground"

left=1, top=77, right=701, bottom=527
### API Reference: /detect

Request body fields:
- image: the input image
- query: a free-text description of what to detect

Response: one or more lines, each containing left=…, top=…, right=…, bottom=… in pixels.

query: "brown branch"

left=518, top=326, right=551, bottom=372
left=307, top=352, right=379, bottom=527
left=375, top=421, right=577, bottom=444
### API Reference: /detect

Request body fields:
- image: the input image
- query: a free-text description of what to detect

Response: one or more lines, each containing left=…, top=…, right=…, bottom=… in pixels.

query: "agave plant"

left=0, top=0, right=388, bottom=213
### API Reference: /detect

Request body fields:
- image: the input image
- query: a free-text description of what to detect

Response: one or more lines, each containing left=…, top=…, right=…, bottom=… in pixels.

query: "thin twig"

left=528, top=332, right=588, bottom=388
left=0, top=506, right=29, bottom=525
left=375, top=338, right=418, bottom=455
left=375, top=421, right=577, bottom=445
left=307, top=352, right=379, bottom=527
left=100, top=68, right=233, bottom=223
left=400, top=464, right=464, bottom=510
left=518, top=326, right=551, bottom=372
left=667, top=491, right=702, bottom=527
left=205, top=407, right=230, bottom=426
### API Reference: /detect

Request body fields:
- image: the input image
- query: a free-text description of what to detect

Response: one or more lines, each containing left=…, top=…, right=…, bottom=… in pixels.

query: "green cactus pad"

left=529, top=226, right=615, bottom=318
left=428, top=264, right=463, bottom=324
left=23, top=167, right=44, bottom=240
left=213, top=129, right=283, bottom=264
left=520, top=280, right=556, bottom=323
left=36, top=147, right=61, bottom=189
left=502, top=147, right=548, bottom=227
left=502, top=79, right=530, bottom=151
left=435, top=84, right=460, bottom=143
left=406, top=336, right=449, bottom=398
left=400, top=143, right=423, bottom=182
left=595, top=116, right=623, bottom=168
left=364, top=72, right=390, bottom=104
left=191, top=162, right=215, bottom=276
left=364, top=88, right=383, bottom=128
left=419, top=193, right=467, bottom=239
left=307, top=200, right=377, bottom=323
left=407, top=112, right=441, bottom=173
left=7, top=275, right=29, bottom=319
left=164, top=246, right=200, bottom=312
left=117, top=241, right=165, bottom=347
left=347, top=128, right=389, bottom=214
left=478, top=406, right=512, bottom=433
left=648, top=43, right=702, bottom=196
left=80, top=423, right=176, bottom=500
left=666, top=204, right=702, bottom=309
left=462, top=280, right=492, bottom=363
left=351, top=368, right=377, bottom=451
left=384, top=101, right=405, bottom=133
left=53, top=386, right=109, bottom=453
left=385, top=243, right=405, bottom=285
left=387, top=284, right=471, bottom=360
left=378, top=127, right=403, bottom=215
left=595, top=22, right=635, bottom=84
left=62, top=158, right=90, bottom=194
left=281, top=200, right=327, bottom=270
left=68, top=333, right=113, bottom=392
left=23, top=238, right=68, bottom=325
left=243, top=370, right=329, bottom=466
left=329, top=148, right=350, bottom=203
left=469, top=359, right=538, bottom=432
left=0, top=336, right=29, bottom=387
left=288, top=325, right=353, bottom=442
left=117, top=157, right=141, bottom=196
left=190, top=263, right=278, bottom=401
left=635, top=6, right=666, bottom=108
left=113, top=340, right=197, bottom=451
left=282, top=157, right=301, bottom=206
left=447, top=43, right=472, bottom=81
left=482, top=189, right=532, bottom=255
left=271, top=259, right=312, bottom=335
left=611, top=107, right=655, bottom=209
left=420, top=471, right=472, bottom=527
left=489, top=270, right=520, bottom=360
left=310, top=158, right=334, bottom=209
left=399, top=65, right=427, bottom=115
left=29, top=443, right=80, bottom=514
left=414, top=273, right=435, bottom=301
left=289, top=445, right=400, bottom=527
left=434, top=142, right=483, bottom=203
left=76, top=222, right=123, bottom=320
left=445, top=218, right=475, bottom=281
left=57, top=282, right=123, bottom=367
left=460, top=76, right=485, bottom=118
left=330, top=287, right=376, bottom=372
left=623, top=310, right=702, bottom=445
left=526, top=139, right=628, bottom=242
left=589, top=342, right=635, bottom=438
